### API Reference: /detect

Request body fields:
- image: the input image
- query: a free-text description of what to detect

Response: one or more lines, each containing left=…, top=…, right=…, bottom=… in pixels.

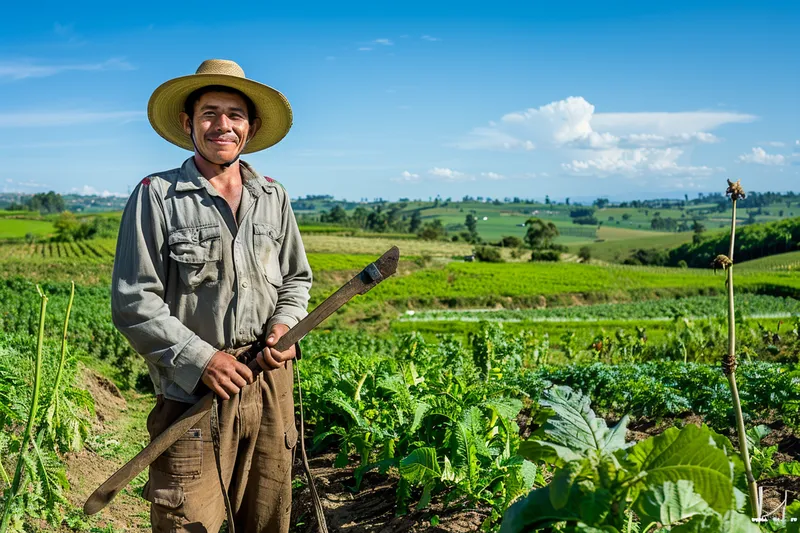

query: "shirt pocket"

left=168, top=225, right=222, bottom=288
left=253, top=223, right=284, bottom=287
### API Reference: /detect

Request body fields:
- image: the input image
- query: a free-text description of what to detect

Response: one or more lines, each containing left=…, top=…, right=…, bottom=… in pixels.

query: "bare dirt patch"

left=291, top=453, right=488, bottom=533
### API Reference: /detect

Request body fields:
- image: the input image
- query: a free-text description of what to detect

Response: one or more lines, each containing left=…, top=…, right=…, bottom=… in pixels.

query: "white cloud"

left=0, top=110, right=144, bottom=127
left=421, top=35, right=440, bottom=41
left=481, top=172, right=505, bottom=180
left=738, top=147, right=786, bottom=166
left=0, top=57, right=134, bottom=80
left=563, top=147, right=718, bottom=177
left=451, top=127, right=535, bottom=151
left=373, top=38, right=393, bottom=45
left=591, top=110, right=756, bottom=135
left=71, top=185, right=126, bottom=197
left=764, top=141, right=786, bottom=147
left=455, top=96, right=753, bottom=179
left=623, top=132, right=719, bottom=148
left=429, top=167, right=474, bottom=181
left=392, top=170, right=421, bottom=183
left=358, top=47, right=372, bottom=51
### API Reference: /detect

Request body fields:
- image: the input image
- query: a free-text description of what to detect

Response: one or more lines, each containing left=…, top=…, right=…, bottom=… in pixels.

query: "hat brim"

left=148, top=73, right=293, bottom=154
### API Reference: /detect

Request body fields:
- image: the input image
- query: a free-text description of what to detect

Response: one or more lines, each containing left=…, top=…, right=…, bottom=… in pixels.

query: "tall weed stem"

left=0, top=287, right=48, bottom=533
left=722, top=180, right=760, bottom=518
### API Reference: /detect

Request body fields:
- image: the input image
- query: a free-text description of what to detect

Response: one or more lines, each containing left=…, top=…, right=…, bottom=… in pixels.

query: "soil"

left=291, top=453, right=489, bottom=533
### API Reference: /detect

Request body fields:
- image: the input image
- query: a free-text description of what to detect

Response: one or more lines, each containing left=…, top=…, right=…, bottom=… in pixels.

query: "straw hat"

left=148, top=59, right=292, bottom=153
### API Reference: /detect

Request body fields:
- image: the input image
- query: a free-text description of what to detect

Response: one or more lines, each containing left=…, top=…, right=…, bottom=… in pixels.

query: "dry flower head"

left=725, top=179, right=746, bottom=201
left=712, top=254, right=733, bottom=273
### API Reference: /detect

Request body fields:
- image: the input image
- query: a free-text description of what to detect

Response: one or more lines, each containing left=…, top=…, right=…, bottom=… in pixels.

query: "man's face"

left=180, top=91, right=260, bottom=164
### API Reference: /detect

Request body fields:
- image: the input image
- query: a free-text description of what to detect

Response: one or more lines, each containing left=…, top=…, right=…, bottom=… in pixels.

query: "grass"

left=737, top=250, right=800, bottom=271
left=0, top=218, right=55, bottom=240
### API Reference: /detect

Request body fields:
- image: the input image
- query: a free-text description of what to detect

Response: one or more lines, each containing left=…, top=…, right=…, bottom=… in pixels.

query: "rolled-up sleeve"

left=267, top=190, right=312, bottom=332
left=111, top=180, right=217, bottom=395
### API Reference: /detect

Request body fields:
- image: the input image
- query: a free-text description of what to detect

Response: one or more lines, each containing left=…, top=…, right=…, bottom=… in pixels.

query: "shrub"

left=474, top=245, right=504, bottom=263
left=530, top=250, right=561, bottom=262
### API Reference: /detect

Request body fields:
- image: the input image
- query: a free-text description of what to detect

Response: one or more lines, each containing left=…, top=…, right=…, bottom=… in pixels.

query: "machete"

left=84, top=246, right=399, bottom=516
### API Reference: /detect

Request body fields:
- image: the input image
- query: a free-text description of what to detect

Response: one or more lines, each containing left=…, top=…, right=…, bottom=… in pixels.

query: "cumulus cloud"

left=392, top=170, right=421, bottom=183
left=358, top=47, right=372, bottom=51
left=455, top=96, right=754, bottom=178
left=429, top=167, right=474, bottom=181
left=421, top=35, right=440, bottom=41
left=373, top=38, right=393, bottom=45
left=738, top=147, right=786, bottom=166
left=71, top=185, right=126, bottom=197
left=458, top=96, right=751, bottom=153
left=481, top=172, right=505, bottom=180
left=563, top=147, right=717, bottom=177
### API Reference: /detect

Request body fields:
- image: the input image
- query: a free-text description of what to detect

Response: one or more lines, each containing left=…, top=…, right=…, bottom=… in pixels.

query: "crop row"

left=399, top=294, right=800, bottom=322
left=361, top=261, right=800, bottom=307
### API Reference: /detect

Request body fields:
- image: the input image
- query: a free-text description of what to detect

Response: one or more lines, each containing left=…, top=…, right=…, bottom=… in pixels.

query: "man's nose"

left=214, top=114, right=233, bottom=130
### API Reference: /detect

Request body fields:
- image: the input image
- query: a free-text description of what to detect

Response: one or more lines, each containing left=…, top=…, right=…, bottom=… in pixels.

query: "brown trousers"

left=142, top=362, right=296, bottom=533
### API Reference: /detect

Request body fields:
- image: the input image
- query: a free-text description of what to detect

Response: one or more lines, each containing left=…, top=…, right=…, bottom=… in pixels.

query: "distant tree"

left=496, top=235, right=522, bottom=248
left=594, top=198, right=609, bottom=209
left=465, top=214, right=479, bottom=243
left=409, top=210, right=422, bottom=233
left=622, top=213, right=631, bottom=221
left=578, top=246, right=591, bottom=262
left=545, top=195, right=551, bottom=205
left=524, top=218, right=559, bottom=249
left=417, top=219, right=447, bottom=240
left=53, top=212, right=80, bottom=241
left=565, top=197, right=570, bottom=206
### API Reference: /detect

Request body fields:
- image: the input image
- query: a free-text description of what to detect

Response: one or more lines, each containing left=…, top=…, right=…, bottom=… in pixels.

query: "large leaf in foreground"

left=537, top=386, right=629, bottom=457
left=627, top=424, right=733, bottom=514
left=633, top=479, right=710, bottom=528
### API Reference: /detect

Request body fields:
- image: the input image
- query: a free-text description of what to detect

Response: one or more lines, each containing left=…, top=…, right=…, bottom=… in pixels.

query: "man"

left=111, top=59, right=312, bottom=533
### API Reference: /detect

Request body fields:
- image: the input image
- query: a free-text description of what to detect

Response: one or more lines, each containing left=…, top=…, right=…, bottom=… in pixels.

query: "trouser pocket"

left=153, top=428, right=203, bottom=478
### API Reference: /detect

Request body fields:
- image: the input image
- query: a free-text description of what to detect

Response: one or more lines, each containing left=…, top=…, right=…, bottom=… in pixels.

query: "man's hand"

left=256, top=323, right=296, bottom=371
left=201, top=351, right=254, bottom=400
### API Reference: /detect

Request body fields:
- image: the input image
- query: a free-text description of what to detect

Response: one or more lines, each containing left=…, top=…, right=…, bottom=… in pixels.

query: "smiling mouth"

left=208, top=137, right=237, bottom=145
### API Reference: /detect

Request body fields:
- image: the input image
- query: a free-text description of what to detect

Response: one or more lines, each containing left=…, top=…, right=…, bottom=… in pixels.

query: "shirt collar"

left=174, top=157, right=274, bottom=197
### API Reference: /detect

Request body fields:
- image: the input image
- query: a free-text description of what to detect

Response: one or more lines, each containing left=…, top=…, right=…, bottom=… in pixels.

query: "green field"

left=0, top=217, right=55, bottom=239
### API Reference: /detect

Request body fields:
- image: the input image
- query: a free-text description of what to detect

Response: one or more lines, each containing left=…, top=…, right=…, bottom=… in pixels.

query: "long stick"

left=0, top=287, right=48, bottom=533
left=723, top=185, right=760, bottom=518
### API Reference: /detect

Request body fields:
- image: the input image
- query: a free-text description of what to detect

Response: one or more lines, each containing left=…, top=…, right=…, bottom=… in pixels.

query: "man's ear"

left=247, top=117, right=262, bottom=142
left=179, top=112, right=192, bottom=135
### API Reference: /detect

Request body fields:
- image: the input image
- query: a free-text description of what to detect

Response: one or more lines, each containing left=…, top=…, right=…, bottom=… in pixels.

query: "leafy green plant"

left=502, top=385, right=759, bottom=533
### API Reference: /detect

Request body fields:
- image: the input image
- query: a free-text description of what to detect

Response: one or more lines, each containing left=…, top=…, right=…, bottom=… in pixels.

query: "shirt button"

left=241, top=280, right=248, bottom=288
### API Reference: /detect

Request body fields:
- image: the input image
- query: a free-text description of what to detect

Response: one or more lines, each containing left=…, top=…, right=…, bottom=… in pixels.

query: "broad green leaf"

left=417, top=482, right=434, bottom=510
left=576, top=482, right=612, bottom=525
left=537, top=386, right=630, bottom=456
left=550, top=459, right=585, bottom=510
left=500, top=485, right=581, bottom=533
left=520, top=460, right=537, bottom=490
left=633, top=480, right=711, bottom=529
left=626, top=425, right=733, bottom=513
left=484, top=398, right=524, bottom=421
left=670, top=510, right=760, bottom=533
left=786, top=500, right=800, bottom=533
left=408, top=401, right=430, bottom=435
left=399, top=447, right=441, bottom=485
left=777, top=461, right=800, bottom=476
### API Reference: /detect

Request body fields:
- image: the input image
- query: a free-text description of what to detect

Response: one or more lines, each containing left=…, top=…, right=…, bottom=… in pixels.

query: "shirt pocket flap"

left=168, top=226, right=221, bottom=264
left=253, top=222, right=283, bottom=241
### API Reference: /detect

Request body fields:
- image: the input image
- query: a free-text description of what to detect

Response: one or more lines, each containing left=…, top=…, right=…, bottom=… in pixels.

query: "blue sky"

left=1, top=1, right=797, bottom=202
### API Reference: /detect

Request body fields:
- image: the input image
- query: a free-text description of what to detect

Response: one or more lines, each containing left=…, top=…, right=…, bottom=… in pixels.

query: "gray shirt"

left=111, top=157, right=312, bottom=403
